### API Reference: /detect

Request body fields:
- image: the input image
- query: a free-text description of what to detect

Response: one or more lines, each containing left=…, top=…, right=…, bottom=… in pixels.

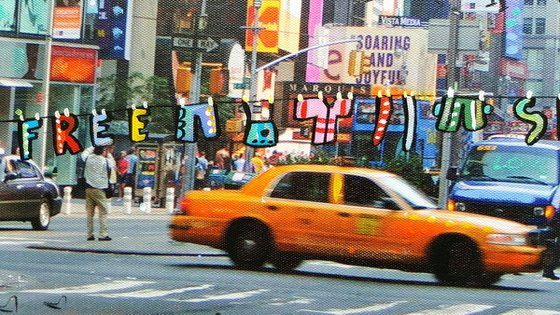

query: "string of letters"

left=9, top=89, right=560, bottom=161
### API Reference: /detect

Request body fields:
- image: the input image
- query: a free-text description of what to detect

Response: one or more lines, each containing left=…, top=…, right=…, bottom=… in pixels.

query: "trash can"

left=223, top=171, right=255, bottom=189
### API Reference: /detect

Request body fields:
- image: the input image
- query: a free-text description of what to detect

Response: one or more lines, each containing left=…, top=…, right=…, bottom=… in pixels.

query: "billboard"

left=0, top=41, right=46, bottom=80
left=278, top=0, right=301, bottom=53
left=50, top=45, right=97, bottom=83
left=96, top=0, right=132, bottom=59
left=18, top=0, right=50, bottom=35
left=0, top=0, right=17, bottom=32
left=305, top=0, right=324, bottom=82
left=53, top=0, right=83, bottom=39
left=246, top=0, right=280, bottom=53
left=309, top=26, right=437, bottom=94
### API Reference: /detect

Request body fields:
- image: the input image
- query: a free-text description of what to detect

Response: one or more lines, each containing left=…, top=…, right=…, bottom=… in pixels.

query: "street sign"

left=173, top=36, right=219, bottom=52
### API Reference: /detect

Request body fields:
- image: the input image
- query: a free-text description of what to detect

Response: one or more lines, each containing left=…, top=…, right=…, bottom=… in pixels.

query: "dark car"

left=0, top=155, right=62, bottom=230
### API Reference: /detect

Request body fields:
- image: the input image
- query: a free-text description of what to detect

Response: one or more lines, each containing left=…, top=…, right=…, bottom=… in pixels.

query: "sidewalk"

left=28, top=198, right=227, bottom=257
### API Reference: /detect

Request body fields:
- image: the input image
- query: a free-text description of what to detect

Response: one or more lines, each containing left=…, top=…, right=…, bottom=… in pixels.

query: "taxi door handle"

left=338, top=212, right=351, bottom=217
left=266, top=205, right=279, bottom=211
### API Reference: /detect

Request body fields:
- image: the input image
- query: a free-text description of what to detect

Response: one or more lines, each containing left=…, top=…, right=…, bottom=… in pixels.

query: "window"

left=270, top=172, right=330, bottom=203
left=523, top=18, right=533, bottom=34
left=536, top=0, right=546, bottom=5
left=343, top=175, right=398, bottom=209
left=524, top=0, right=534, bottom=4
left=15, top=160, right=38, bottom=179
left=535, top=18, right=546, bottom=34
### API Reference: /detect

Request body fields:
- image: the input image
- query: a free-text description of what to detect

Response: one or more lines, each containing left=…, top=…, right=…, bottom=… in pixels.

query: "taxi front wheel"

left=431, top=238, right=484, bottom=286
left=227, top=222, right=271, bottom=270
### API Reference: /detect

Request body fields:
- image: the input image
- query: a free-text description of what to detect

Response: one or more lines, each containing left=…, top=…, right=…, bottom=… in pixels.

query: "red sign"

left=50, top=46, right=97, bottom=83
left=499, top=58, right=528, bottom=80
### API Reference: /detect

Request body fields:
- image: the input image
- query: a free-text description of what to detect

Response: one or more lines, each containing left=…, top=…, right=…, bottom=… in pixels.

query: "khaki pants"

left=85, top=188, right=109, bottom=238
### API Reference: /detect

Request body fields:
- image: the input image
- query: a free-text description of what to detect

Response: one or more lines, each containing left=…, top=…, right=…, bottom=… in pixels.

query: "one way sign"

left=173, top=36, right=219, bottom=52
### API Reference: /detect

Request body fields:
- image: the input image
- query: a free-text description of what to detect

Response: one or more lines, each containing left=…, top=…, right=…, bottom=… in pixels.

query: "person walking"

left=542, top=215, right=560, bottom=280
left=82, top=145, right=114, bottom=241
left=116, top=150, right=129, bottom=198
left=125, top=147, right=138, bottom=200
left=194, top=151, right=208, bottom=190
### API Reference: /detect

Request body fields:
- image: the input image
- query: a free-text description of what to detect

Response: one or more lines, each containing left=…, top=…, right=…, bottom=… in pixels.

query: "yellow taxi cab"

left=169, top=164, right=544, bottom=286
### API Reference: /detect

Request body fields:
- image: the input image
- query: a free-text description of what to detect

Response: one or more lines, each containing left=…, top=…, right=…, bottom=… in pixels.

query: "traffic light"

left=348, top=50, right=370, bottom=76
left=209, top=68, right=229, bottom=95
left=175, top=63, right=192, bottom=94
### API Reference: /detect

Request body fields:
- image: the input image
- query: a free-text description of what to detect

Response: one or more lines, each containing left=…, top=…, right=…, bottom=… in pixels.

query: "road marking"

left=500, top=310, right=560, bottom=315
left=299, top=301, right=407, bottom=314
left=91, top=284, right=214, bottom=298
left=0, top=241, right=45, bottom=245
left=22, top=280, right=153, bottom=294
left=176, top=289, right=270, bottom=303
left=268, top=297, right=314, bottom=306
left=405, top=303, right=494, bottom=315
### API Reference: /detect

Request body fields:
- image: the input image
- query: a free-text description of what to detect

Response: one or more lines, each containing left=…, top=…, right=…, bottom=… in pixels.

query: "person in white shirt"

left=82, top=145, right=115, bottom=241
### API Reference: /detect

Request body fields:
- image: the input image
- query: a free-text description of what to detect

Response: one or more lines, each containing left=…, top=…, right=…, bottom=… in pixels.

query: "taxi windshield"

left=460, top=145, right=559, bottom=185
left=381, top=175, right=437, bottom=209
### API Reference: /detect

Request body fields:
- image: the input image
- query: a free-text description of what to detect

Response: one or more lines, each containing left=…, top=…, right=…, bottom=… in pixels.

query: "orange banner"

left=50, top=46, right=97, bottom=83
left=245, top=0, right=280, bottom=53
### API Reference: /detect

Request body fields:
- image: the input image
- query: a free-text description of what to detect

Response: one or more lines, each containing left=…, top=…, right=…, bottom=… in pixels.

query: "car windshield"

left=380, top=175, right=437, bottom=209
left=460, top=145, right=559, bottom=185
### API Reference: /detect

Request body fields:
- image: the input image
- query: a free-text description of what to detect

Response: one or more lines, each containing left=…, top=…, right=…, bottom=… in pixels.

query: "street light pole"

left=38, top=0, right=56, bottom=171
left=181, top=0, right=208, bottom=196
left=243, top=0, right=262, bottom=172
left=438, top=0, right=461, bottom=208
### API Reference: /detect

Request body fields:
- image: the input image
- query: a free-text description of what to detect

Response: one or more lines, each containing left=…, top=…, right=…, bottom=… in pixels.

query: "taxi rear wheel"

left=432, top=238, right=483, bottom=286
left=227, top=222, right=271, bottom=270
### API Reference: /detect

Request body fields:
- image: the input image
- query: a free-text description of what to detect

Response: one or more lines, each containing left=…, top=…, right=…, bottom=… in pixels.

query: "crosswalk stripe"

left=500, top=310, right=560, bottom=315
left=177, top=289, right=270, bottom=303
left=91, top=284, right=214, bottom=298
left=22, top=280, right=153, bottom=294
left=405, top=304, right=494, bottom=315
left=299, top=301, right=407, bottom=314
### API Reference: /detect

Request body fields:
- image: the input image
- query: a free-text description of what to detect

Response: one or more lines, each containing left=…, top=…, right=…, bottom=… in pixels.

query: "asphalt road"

left=0, top=209, right=559, bottom=314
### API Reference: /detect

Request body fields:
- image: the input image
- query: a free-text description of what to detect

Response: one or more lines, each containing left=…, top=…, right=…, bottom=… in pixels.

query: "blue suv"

left=448, top=137, right=560, bottom=227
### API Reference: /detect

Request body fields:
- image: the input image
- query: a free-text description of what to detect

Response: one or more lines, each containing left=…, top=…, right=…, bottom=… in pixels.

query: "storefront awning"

left=0, top=79, right=33, bottom=88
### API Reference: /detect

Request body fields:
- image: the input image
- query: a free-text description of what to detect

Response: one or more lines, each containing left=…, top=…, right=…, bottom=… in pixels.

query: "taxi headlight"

left=487, top=233, right=527, bottom=246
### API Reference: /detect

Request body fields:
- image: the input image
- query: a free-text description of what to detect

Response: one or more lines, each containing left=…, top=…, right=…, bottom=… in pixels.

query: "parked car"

left=170, top=164, right=544, bottom=286
left=0, top=155, right=62, bottom=230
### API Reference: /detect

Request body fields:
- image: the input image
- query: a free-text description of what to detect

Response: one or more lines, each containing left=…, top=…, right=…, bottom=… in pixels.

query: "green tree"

left=95, top=72, right=174, bottom=132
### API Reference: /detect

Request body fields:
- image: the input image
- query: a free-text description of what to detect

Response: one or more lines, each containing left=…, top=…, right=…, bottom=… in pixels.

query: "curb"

left=27, top=245, right=228, bottom=257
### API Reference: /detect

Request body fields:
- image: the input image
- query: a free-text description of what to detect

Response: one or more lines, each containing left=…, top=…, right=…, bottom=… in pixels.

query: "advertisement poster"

left=18, top=0, right=50, bottom=35
left=0, top=0, right=16, bottom=31
left=0, top=41, right=46, bottom=79
left=53, top=0, right=83, bottom=39
left=49, top=45, right=97, bottom=83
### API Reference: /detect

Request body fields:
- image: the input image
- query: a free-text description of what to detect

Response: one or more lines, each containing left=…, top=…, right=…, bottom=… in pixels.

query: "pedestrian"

left=250, top=152, right=265, bottom=174
left=542, top=215, right=560, bottom=280
left=194, top=151, right=208, bottom=190
left=81, top=145, right=114, bottom=241
left=233, top=153, right=245, bottom=172
left=125, top=147, right=138, bottom=199
left=116, top=150, right=129, bottom=198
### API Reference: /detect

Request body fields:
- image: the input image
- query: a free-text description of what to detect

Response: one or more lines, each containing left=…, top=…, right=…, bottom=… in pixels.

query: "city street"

left=0, top=202, right=558, bottom=314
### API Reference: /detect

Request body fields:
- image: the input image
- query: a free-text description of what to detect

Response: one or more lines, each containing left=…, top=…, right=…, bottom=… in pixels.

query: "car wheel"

left=31, top=199, right=51, bottom=231
left=475, top=273, right=503, bottom=287
left=269, top=252, right=303, bottom=271
left=433, top=239, right=482, bottom=286
left=227, top=222, right=271, bottom=269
